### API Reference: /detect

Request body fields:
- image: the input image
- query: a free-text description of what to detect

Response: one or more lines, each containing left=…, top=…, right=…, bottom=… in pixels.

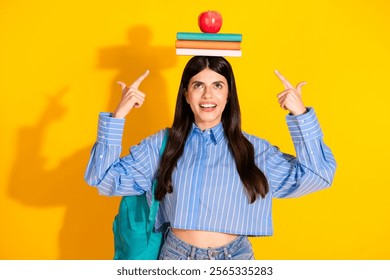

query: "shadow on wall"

left=7, top=25, right=178, bottom=259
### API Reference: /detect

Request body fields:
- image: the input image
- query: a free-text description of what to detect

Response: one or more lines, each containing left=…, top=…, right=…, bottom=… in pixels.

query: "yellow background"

left=1, top=0, right=389, bottom=259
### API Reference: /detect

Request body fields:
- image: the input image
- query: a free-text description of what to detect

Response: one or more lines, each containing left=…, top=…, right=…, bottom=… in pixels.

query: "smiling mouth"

left=199, top=104, right=217, bottom=108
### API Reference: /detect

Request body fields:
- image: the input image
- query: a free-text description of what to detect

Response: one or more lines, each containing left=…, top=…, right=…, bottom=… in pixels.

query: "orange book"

left=175, top=40, right=241, bottom=50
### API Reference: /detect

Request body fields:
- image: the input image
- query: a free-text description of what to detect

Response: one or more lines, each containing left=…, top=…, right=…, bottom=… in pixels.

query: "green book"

left=176, top=32, right=242, bottom=42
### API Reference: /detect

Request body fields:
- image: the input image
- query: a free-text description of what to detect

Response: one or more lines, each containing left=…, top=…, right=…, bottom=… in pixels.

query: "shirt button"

left=305, top=133, right=309, bottom=137
left=300, top=120, right=305, bottom=124
left=99, top=155, right=103, bottom=159
left=310, top=150, right=314, bottom=154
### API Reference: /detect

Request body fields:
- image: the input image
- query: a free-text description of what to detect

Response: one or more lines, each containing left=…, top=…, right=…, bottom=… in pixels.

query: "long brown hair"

left=156, top=56, right=269, bottom=203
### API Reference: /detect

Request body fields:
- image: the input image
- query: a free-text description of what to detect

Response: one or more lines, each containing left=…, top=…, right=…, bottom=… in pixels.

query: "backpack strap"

left=147, top=128, right=169, bottom=231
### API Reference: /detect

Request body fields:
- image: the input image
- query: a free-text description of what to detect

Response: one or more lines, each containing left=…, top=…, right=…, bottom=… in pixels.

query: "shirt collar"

left=188, top=122, right=225, bottom=145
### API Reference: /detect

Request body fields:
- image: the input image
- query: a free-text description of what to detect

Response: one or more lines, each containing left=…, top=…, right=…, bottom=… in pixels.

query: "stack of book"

left=176, top=32, right=242, bottom=57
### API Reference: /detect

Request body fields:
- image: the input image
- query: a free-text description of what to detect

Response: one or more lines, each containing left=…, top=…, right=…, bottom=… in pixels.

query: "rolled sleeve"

left=286, top=107, right=323, bottom=143
left=97, top=112, right=125, bottom=145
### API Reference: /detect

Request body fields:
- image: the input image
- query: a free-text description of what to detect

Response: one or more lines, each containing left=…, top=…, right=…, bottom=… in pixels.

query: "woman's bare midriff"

left=171, top=228, right=238, bottom=248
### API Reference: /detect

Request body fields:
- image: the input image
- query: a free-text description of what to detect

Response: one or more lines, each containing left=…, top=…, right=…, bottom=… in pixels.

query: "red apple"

left=198, top=11, right=223, bottom=33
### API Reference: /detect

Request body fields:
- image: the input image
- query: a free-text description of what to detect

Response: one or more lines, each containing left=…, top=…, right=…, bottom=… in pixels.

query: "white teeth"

left=200, top=104, right=216, bottom=108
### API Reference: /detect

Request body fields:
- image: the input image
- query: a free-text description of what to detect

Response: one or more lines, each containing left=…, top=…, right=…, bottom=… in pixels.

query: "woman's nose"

left=202, top=86, right=212, bottom=98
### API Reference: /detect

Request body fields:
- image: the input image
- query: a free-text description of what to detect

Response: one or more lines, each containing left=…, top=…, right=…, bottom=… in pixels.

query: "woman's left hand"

left=274, top=70, right=307, bottom=116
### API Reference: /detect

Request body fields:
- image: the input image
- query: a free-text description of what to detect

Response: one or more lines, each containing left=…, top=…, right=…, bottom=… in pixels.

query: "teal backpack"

left=112, top=129, right=169, bottom=260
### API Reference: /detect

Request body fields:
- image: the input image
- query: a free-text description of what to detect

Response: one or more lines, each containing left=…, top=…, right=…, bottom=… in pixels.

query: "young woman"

left=85, top=56, right=336, bottom=260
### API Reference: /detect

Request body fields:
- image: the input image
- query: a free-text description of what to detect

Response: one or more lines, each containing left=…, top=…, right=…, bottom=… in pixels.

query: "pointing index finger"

left=130, top=70, right=150, bottom=89
left=274, top=69, right=294, bottom=89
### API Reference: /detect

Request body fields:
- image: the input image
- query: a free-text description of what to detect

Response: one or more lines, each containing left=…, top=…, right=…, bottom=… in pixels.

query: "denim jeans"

left=158, top=228, right=255, bottom=260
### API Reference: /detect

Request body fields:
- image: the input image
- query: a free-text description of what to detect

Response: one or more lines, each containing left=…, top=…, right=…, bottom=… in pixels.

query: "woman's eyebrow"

left=190, top=80, right=203, bottom=84
left=189, top=80, right=225, bottom=85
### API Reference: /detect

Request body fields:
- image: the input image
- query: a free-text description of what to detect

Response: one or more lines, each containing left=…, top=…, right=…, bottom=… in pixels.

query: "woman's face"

left=185, top=68, right=229, bottom=131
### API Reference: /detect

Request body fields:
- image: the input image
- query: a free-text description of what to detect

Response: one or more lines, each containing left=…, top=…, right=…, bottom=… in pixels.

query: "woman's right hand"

left=113, top=70, right=149, bottom=118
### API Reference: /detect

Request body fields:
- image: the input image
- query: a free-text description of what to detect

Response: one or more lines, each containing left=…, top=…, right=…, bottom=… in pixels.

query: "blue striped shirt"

left=84, top=108, right=336, bottom=236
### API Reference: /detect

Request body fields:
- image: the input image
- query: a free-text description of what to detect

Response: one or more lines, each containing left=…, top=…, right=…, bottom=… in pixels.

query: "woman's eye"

left=214, top=83, right=223, bottom=89
left=193, top=83, right=203, bottom=89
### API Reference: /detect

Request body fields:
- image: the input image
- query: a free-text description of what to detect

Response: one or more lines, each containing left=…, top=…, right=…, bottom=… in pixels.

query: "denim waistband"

left=164, top=228, right=250, bottom=260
